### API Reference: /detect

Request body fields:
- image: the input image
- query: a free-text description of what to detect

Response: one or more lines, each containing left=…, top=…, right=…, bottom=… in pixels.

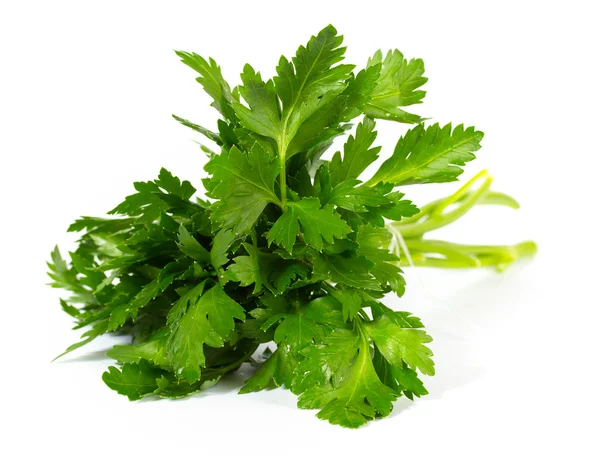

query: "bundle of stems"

left=388, top=170, right=537, bottom=270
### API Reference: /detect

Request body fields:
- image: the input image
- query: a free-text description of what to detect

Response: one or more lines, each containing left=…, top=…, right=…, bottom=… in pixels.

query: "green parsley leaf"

left=233, top=64, right=281, bottom=140
left=172, top=114, right=221, bottom=145
left=239, top=346, right=297, bottom=393
left=368, top=123, right=483, bottom=186
left=154, top=167, right=197, bottom=200
left=210, top=229, right=236, bottom=270
left=329, top=117, right=381, bottom=186
left=262, top=314, right=324, bottom=352
left=103, top=359, right=222, bottom=401
left=204, top=143, right=280, bottom=234
left=108, top=274, right=177, bottom=331
left=285, top=64, right=381, bottom=159
left=175, top=51, right=237, bottom=120
left=367, top=315, right=435, bottom=376
left=274, top=25, right=355, bottom=159
left=267, top=197, right=351, bottom=253
left=373, top=349, right=429, bottom=400
left=47, top=246, right=94, bottom=303
left=295, top=324, right=397, bottom=428
left=177, top=225, right=211, bottom=262
left=327, top=287, right=373, bottom=322
left=313, top=253, right=379, bottom=290
left=364, top=49, right=427, bottom=124
left=227, top=243, right=277, bottom=294
left=167, top=284, right=245, bottom=382
left=102, top=360, right=166, bottom=401
left=53, top=320, right=109, bottom=361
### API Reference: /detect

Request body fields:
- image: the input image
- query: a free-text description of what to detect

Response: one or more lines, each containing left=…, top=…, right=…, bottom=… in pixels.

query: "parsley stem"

left=280, top=160, right=287, bottom=208
left=397, top=170, right=520, bottom=228
left=399, top=190, right=519, bottom=226
left=480, top=191, right=520, bottom=209
left=394, top=174, right=493, bottom=238
left=215, top=343, right=260, bottom=375
left=278, top=142, right=288, bottom=208
left=404, top=239, right=481, bottom=267
left=386, top=171, right=536, bottom=271
left=393, top=239, right=537, bottom=270
left=429, top=169, right=489, bottom=217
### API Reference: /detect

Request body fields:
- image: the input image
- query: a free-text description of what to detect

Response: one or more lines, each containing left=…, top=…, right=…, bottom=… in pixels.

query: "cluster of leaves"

left=50, top=25, right=493, bottom=428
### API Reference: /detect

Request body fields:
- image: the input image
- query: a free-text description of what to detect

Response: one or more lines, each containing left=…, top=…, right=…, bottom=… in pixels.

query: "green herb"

left=48, top=25, right=535, bottom=428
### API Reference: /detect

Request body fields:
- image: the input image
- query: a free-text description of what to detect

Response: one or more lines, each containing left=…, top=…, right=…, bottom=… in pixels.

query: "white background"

left=1, top=0, right=599, bottom=457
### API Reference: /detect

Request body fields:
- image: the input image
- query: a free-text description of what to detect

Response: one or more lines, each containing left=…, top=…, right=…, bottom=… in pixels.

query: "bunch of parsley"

left=48, top=25, right=535, bottom=428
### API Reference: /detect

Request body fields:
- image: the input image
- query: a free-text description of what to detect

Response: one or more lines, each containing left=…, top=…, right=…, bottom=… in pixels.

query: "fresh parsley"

left=48, top=25, right=536, bottom=428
